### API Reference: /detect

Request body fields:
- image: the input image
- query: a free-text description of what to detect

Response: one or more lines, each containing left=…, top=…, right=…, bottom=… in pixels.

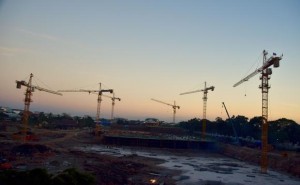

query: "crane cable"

left=21, top=74, right=31, bottom=82
left=242, top=51, right=263, bottom=97
left=245, top=52, right=263, bottom=75
left=33, top=75, right=56, bottom=91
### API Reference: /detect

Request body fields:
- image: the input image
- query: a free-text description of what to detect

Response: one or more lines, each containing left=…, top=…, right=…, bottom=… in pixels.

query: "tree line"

left=176, top=116, right=300, bottom=145
left=1, top=112, right=299, bottom=146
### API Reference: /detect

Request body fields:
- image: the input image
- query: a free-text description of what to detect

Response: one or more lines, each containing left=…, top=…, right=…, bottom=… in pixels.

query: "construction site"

left=1, top=120, right=300, bottom=185
left=0, top=51, right=300, bottom=185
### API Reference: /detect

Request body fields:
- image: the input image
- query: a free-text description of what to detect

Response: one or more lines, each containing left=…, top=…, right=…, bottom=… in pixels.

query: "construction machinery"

left=222, top=102, right=239, bottom=144
left=16, top=73, right=62, bottom=141
left=58, top=83, right=113, bottom=135
left=233, top=50, right=283, bottom=173
left=180, top=82, right=215, bottom=140
left=102, top=93, right=121, bottom=122
left=151, top=98, right=180, bottom=124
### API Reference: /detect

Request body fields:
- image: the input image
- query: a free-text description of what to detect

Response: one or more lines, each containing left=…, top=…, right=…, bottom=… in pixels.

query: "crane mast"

left=180, top=82, right=215, bottom=140
left=16, top=73, right=62, bottom=140
left=102, top=93, right=121, bottom=121
left=58, top=83, right=113, bottom=135
left=233, top=50, right=282, bottom=173
left=96, top=83, right=102, bottom=134
left=151, top=98, right=180, bottom=124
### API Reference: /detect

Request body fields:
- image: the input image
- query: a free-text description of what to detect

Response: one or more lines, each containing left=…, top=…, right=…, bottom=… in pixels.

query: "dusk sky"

left=0, top=0, right=299, bottom=123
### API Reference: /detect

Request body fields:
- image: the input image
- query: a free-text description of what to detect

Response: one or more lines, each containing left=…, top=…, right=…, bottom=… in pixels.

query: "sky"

left=0, top=0, right=299, bottom=123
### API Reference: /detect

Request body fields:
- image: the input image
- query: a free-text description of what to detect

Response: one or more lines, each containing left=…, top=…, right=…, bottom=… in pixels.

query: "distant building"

left=144, top=118, right=160, bottom=126
left=0, top=107, right=21, bottom=121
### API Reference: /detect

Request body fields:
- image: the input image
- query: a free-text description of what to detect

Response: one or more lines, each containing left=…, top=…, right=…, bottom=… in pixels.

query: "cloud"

left=0, top=46, right=32, bottom=56
left=17, top=28, right=85, bottom=49
left=279, top=102, right=299, bottom=109
left=18, top=28, right=60, bottom=42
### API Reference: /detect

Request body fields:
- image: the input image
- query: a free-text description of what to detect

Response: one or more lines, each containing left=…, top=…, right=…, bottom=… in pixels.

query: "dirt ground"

left=1, top=124, right=299, bottom=184
left=0, top=126, right=179, bottom=185
left=220, top=143, right=300, bottom=177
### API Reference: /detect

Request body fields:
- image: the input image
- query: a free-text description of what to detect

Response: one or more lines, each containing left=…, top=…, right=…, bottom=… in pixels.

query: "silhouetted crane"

left=233, top=50, right=283, bottom=173
left=151, top=98, right=180, bottom=124
left=103, top=93, right=121, bottom=122
left=16, top=73, right=62, bottom=140
left=58, top=83, right=113, bottom=135
left=180, top=82, right=215, bottom=140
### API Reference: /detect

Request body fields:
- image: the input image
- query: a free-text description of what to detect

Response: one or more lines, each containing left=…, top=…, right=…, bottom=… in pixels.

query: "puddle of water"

left=73, top=145, right=300, bottom=185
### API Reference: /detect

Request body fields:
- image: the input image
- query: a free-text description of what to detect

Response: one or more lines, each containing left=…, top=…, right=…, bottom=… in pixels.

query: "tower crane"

left=58, top=83, right=113, bottom=135
left=180, top=82, right=215, bottom=140
left=102, top=93, right=121, bottom=122
left=151, top=98, right=180, bottom=124
left=222, top=102, right=239, bottom=144
left=233, top=50, right=283, bottom=173
left=16, top=73, right=62, bottom=140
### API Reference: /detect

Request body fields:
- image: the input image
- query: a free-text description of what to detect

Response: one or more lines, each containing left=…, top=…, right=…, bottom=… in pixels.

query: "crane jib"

left=233, top=56, right=282, bottom=87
